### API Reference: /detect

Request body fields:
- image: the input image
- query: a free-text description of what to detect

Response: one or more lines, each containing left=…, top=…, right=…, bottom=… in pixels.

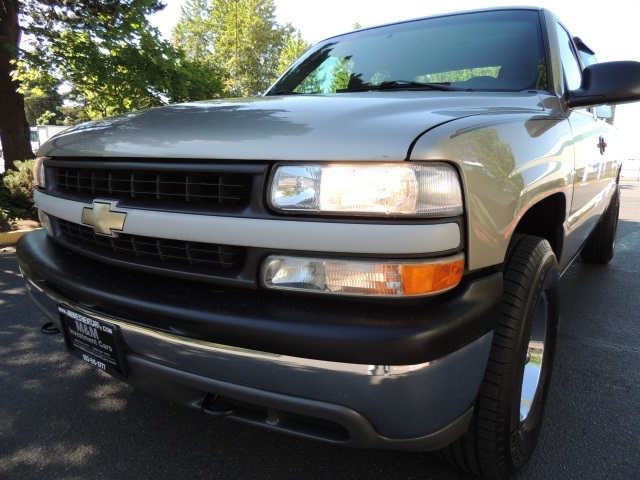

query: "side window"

left=574, top=36, right=598, bottom=67
left=556, top=25, right=582, bottom=91
left=576, top=45, right=613, bottom=120
left=579, top=51, right=597, bottom=67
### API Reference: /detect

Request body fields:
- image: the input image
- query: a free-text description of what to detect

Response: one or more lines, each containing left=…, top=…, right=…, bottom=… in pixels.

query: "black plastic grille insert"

left=57, top=218, right=245, bottom=271
left=54, top=167, right=251, bottom=205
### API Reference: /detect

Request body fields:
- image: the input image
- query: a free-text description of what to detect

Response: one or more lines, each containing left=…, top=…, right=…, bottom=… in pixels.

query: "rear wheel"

left=439, top=235, right=559, bottom=480
left=580, top=185, right=620, bottom=264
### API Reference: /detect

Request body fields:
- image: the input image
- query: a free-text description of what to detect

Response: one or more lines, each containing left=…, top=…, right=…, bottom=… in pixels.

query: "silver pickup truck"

left=17, top=7, right=640, bottom=479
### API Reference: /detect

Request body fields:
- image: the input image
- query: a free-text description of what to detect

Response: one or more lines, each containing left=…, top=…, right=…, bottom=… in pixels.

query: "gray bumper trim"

left=23, top=269, right=492, bottom=446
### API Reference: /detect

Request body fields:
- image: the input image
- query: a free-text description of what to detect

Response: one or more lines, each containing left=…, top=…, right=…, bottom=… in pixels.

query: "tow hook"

left=40, top=321, right=61, bottom=334
left=201, top=394, right=235, bottom=417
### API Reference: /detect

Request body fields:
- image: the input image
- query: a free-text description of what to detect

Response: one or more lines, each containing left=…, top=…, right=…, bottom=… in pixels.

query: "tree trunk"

left=0, top=0, right=34, bottom=172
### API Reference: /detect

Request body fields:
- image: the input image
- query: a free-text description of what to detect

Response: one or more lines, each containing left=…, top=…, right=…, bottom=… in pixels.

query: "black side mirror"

left=568, top=61, right=640, bottom=108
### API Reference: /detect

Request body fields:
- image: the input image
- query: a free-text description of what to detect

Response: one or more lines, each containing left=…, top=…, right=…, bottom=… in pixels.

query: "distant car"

left=17, top=7, right=640, bottom=479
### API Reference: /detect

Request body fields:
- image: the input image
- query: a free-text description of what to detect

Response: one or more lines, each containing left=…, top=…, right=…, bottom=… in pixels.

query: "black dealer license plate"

left=58, top=305, right=127, bottom=379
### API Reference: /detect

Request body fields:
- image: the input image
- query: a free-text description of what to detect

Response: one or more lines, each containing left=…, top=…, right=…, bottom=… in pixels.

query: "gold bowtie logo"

left=81, top=200, right=127, bottom=237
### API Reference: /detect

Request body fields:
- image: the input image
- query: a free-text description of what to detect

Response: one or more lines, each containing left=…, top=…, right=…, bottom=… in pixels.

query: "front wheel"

left=439, top=235, right=559, bottom=480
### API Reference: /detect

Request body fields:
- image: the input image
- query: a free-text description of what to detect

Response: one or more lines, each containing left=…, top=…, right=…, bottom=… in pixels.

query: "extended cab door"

left=556, top=25, right=619, bottom=262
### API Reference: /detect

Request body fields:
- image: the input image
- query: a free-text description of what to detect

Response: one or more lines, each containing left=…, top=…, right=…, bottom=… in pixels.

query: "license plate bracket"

left=58, top=305, right=127, bottom=379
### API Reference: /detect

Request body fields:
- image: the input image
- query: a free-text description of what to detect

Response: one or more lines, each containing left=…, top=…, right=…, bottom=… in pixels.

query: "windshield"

left=267, top=10, right=547, bottom=95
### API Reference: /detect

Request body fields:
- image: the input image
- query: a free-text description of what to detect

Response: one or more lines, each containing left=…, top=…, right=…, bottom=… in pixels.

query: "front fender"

left=410, top=109, right=574, bottom=271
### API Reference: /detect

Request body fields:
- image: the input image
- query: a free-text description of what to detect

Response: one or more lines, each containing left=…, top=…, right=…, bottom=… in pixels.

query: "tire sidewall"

left=506, top=248, right=559, bottom=471
left=581, top=185, right=620, bottom=264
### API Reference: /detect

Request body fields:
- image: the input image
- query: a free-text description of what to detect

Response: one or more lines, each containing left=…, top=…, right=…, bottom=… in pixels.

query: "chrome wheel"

left=520, top=291, right=548, bottom=424
left=439, top=235, right=559, bottom=478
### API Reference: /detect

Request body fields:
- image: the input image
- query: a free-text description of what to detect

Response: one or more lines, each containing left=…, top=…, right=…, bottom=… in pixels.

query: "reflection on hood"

left=40, top=93, right=544, bottom=161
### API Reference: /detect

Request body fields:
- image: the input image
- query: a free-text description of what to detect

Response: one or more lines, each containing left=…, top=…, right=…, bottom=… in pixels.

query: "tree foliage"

left=212, top=0, right=282, bottom=95
left=1, top=0, right=310, bottom=171
left=173, top=0, right=307, bottom=97
left=2, top=1, right=228, bottom=170
left=276, top=27, right=310, bottom=78
left=18, top=0, right=224, bottom=120
left=173, top=0, right=216, bottom=60
left=0, top=0, right=34, bottom=170
left=20, top=69, right=64, bottom=126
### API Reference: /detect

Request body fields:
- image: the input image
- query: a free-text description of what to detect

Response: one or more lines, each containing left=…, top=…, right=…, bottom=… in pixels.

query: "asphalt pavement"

left=1, top=182, right=639, bottom=480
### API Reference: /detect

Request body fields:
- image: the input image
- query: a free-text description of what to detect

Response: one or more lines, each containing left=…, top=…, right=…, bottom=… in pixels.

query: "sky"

left=149, top=0, right=640, bottom=157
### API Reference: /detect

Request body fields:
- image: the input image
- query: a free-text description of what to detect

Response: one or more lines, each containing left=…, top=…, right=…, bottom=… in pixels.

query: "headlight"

left=268, top=163, right=463, bottom=217
left=33, top=157, right=46, bottom=189
left=262, top=254, right=464, bottom=297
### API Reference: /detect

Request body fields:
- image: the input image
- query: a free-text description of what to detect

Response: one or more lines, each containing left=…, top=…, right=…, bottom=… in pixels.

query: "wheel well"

left=513, top=193, right=565, bottom=259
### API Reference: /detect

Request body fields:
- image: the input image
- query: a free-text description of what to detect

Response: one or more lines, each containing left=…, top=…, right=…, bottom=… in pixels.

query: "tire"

left=580, top=186, right=620, bottom=264
left=438, top=235, right=559, bottom=480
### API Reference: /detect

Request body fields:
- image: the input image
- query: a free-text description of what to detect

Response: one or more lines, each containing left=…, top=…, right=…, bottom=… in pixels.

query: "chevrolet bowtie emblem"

left=81, top=200, right=127, bottom=237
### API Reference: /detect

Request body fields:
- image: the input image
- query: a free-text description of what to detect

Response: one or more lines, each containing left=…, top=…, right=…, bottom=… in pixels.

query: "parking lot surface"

left=1, top=182, right=639, bottom=479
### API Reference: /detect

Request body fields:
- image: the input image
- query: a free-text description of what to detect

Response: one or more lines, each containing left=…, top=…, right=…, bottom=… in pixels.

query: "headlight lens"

left=33, top=157, right=46, bottom=189
left=262, top=254, right=464, bottom=297
left=268, top=163, right=463, bottom=217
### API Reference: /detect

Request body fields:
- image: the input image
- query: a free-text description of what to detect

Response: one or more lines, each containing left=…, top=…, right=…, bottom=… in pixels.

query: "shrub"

left=0, top=160, right=38, bottom=230
left=0, top=207, right=10, bottom=232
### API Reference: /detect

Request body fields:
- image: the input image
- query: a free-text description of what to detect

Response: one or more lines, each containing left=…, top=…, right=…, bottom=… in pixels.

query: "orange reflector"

left=401, top=258, right=464, bottom=295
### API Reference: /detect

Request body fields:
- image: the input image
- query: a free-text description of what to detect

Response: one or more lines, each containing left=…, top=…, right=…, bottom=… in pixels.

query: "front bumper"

left=18, top=230, right=500, bottom=449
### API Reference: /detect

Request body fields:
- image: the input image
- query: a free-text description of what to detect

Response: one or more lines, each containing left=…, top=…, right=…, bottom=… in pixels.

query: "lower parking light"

left=262, top=254, right=464, bottom=297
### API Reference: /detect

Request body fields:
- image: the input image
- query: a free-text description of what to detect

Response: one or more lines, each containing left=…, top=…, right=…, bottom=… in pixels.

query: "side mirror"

left=567, top=61, right=640, bottom=108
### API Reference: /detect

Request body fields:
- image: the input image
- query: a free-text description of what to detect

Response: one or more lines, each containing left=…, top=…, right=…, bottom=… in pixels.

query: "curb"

left=0, top=228, right=40, bottom=246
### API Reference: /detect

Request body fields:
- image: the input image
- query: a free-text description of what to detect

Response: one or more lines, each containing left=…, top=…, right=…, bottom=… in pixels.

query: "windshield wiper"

left=268, top=90, right=307, bottom=96
left=337, top=80, right=466, bottom=93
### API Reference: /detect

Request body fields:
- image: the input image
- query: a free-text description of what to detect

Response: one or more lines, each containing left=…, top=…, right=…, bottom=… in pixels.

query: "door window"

left=556, top=26, right=582, bottom=91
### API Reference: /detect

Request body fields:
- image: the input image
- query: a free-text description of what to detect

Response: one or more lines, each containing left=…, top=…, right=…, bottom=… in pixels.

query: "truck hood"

left=39, top=93, right=544, bottom=161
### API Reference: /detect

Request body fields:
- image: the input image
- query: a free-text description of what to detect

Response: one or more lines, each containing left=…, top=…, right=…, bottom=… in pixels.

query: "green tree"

left=276, top=26, right=310, bottom=77
left=20, top=69, right=64, bottom=126
left=19, top=1, right=224, bottom=120
left=57, top=103, right=92, bottom=127
left=174, top=0, right=305, bottom=97
left=173, top=0, right=216, bottom=60
left=1, top=1, right=226, bottom=171
left=0, top=0, right=34, bottom=171
left=211, top=0, right=282, bottom=95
